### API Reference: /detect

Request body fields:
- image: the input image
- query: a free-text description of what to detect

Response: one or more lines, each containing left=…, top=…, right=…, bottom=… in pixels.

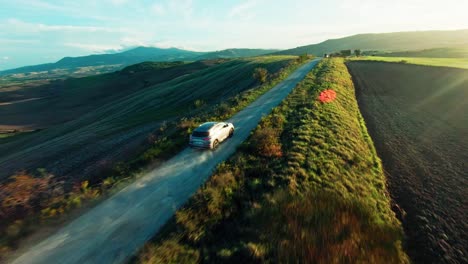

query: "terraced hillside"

left=0, top=56, right=298, bottom=181
left=0, top=61, right=201, bottom=130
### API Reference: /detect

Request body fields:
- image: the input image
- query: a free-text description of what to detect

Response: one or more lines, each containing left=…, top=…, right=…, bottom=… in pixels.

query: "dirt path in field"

left=348, top=61, right=468, bottom=264
left=8, top=59, right=321, bottom=264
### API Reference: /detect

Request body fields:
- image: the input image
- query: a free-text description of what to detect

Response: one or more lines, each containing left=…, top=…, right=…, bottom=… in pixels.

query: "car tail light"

left=203, top=137, right=211, bottom=141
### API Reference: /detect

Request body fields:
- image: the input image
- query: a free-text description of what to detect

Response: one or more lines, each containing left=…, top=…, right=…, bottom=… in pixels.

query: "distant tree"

left=340, top=50, right=352, bottom=57
left=354, top=49, right=361, bottom=57
left=298, top=54, right=309, bottom=62
left=253, top=67, right=268, bottom=83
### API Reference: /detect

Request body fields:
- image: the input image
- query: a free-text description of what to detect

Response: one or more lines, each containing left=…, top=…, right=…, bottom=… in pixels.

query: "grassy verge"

left=0, top=56, right=312, bottom=258
left=136, top=58, right=409, bottom=263
left=351, top=56, right=468, bottom=69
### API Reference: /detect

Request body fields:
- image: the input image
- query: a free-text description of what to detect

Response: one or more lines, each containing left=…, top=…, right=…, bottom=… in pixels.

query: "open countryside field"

left=347, top=61, right=468, bottom=263
left=380, top=47, right=468, bottom=58
left=136, top=58, right=408, bottom=263
left=0, top=56, right=298, bottom=180
left=0, top=55, right=312, bottom=257
left=0, top=61, right=196, bottom=130
left=352, top=56, right=468, bottom=69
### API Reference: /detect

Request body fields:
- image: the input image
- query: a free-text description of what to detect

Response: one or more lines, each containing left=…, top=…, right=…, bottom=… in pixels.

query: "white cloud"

left=0, top=38, right=38, bottom=44
left=168, top=0, right=193, bottom=19
left=4, top=19, right=123, bottom=33
left=64, top=43, right=123, bottom=52
left=108, top=0, right=128, bottom=5
left=151, top=4, right=166, bottom=15
left=228, top=0, right=258, bottom=20
left=120, top=37, right=149, bottom=47
left=2, top=56, right=9, bottom=60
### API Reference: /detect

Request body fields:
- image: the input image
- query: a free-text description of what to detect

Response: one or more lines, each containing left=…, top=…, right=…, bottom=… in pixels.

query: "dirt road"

left=10, top=59, right=321, bottom=264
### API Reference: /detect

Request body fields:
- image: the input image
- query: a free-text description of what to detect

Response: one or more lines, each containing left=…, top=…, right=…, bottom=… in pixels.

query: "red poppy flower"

left=318, top=89, right=337, bottom=103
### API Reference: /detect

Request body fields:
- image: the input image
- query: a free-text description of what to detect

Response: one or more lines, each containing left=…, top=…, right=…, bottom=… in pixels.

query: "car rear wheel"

left=228, top=128, right=234, bottom=138
left=212, top=139, right=219, bottom=149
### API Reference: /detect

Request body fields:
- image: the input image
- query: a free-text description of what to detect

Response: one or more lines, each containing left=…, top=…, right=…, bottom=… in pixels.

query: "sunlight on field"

left=353, top=56, right=468, bottom=69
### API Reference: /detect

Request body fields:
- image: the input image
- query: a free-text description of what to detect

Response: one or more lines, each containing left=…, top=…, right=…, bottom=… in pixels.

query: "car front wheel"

left=228, top=128, right=234, bottom=138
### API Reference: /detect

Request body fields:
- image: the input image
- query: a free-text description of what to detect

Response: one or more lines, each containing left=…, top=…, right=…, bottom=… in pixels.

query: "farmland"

left=136, top=58, right=408, bottom=263
left=0, top=55, right=313, bottom=257
left=0, top=56, right=300, bottom=180
left=352, top=56, right=468, bottom=69
left=347, top=61, right=468, bottom=263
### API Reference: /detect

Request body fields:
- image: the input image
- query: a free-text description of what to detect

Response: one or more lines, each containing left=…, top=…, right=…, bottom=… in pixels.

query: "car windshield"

left=192, top=131, right=209, bottom=137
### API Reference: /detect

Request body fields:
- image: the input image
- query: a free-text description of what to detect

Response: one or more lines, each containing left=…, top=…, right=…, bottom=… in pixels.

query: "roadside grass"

left=0, top=55, right=312, bottom=258
left=136, top=58, right=409, bottom=263
left=351, top=56, right=468, bottom=69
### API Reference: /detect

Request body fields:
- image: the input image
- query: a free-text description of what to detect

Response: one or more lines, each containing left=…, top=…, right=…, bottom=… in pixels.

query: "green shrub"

left=253, top=67, right=268, bottom=83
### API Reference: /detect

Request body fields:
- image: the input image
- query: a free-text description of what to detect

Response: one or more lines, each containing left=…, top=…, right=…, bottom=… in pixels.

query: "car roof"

left=194, top=122, right=219, bottom=132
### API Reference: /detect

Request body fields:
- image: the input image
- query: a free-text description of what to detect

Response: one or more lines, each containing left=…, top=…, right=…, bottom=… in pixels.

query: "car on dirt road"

left=189, top=122, right=235, bottom=149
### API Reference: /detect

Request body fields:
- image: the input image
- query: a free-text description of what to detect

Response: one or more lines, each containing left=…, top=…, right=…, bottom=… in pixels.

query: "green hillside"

left=0, top=47, right=280, bottom=76
left=0, top=56, right=298, bottom=180
left=0, top=61, right=204, bottom=130
left=195, top=49, right=279, bottom=60
left=275, top=29, right=468, bottom=56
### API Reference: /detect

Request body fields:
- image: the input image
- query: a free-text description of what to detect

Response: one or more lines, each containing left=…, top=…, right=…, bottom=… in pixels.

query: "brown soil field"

left=347, top=61, right=467, bottom=264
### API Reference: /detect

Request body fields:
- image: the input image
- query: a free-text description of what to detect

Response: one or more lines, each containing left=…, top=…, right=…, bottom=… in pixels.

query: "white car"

left=189, top=122, right=235, bottom=149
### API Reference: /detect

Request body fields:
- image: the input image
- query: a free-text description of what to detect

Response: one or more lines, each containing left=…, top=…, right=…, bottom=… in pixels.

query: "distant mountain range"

left=275, top=29, right=468, bottom=56
left=0, top=47, right=278, bottom=76
left=3, top=29, right=468, bottom=76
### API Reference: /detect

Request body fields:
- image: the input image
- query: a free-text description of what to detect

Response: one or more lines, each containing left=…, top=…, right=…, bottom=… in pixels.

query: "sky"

left=1, top=0, right=468, bottom=70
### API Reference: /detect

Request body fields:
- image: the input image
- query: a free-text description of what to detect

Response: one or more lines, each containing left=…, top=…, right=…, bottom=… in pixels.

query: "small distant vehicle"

left=189, top=122, right=234, bottom=149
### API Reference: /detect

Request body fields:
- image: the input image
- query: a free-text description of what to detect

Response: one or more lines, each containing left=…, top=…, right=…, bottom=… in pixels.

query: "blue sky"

left=1, top=0, right=467, bottom=70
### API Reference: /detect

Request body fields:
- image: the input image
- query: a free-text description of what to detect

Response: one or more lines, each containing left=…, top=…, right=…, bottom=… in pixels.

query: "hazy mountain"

left=195, top=48, right=279, bottom=60
left=275, top=29, right=468, bottom=56
left=0, top=47, right=280, bottom=76
left=0, top=47, right=204, bottom=75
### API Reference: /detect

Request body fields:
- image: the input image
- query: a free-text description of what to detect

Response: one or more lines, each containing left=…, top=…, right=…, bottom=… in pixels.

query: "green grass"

left=136, top=58, right=409, bottom=263
left=0, top=133, right=16, bottom=139
left=380, top=46, right=468, bottom=58
left=352, top=56, right=468, bottom=69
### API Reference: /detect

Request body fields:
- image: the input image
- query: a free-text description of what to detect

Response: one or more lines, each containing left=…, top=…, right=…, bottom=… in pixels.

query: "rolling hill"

left=0, top=56, right=298, bottom=180
left=0, top=47, right=279, bottom=76
left=275, top=29, right=468, bottom=56
left=195, top=48, right=279, bottom=60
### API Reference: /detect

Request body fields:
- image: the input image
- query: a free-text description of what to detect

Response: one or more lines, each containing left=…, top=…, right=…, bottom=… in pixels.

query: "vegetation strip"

left=351, top=56, right=468, bottom=69
left=137, top=58, right=409, bottom=263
